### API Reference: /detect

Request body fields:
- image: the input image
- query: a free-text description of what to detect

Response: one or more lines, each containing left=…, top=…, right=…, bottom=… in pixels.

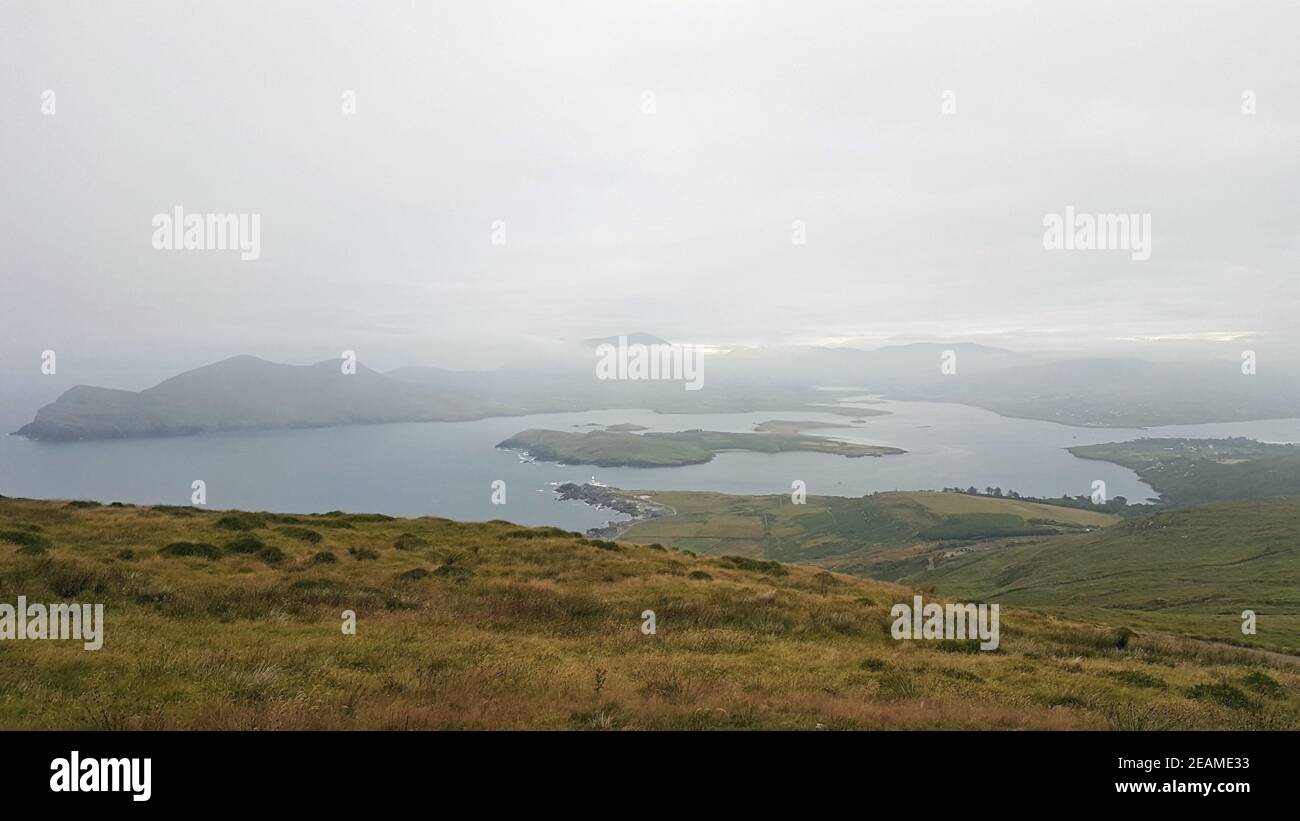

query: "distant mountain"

left=13, top=348, right=821, bottom=441
left=16, top=341, right=1300, bottom=441
left=13, top=355, right=509, bottom=441
left=893, top=357, right=1300, bottom=426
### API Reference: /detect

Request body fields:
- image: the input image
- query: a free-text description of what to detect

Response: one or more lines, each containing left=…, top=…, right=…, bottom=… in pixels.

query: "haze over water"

left=7, top=398, right=1300, bottom=531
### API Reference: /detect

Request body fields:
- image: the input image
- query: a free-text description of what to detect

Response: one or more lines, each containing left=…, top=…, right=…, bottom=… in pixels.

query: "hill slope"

left=621, top=490, right=1115, bottom=570
left=1069, top=437, right=1300, bottom=507
left=620, top=487, right=1300, bottom=654
left=918, top=497, right=1300, bottom=652
left=2, top=496, right=1295, bottom=729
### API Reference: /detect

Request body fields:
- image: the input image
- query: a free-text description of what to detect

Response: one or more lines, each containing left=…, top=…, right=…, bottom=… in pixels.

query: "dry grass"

left=0, top=497, right=1296, bottom=729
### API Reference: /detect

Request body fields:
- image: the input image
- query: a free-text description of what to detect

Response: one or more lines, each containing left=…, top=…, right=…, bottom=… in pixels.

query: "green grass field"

left=623, top=490, right=1116, bottom=569
left=622, top=488, right=1300, bottom=655
left=2, top=495, right=1296, bottom=729
left=919, top=498, right=1300, bottom=652
left=902, top=491, right=1115, bottom=526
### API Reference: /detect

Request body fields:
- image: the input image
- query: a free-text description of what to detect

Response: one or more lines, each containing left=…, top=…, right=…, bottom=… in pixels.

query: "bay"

left=5, top=398, right=1300, bottom=531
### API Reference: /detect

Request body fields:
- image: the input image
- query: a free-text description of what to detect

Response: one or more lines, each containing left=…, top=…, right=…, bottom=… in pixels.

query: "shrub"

left=44, top=563, right=123, bottom=598
left=159, top=542, right=221, bottom=560
left=688, top=570, right=713, bottom=581
left=150, top=504, right=202, bottom=517
left=1, top=530, right=52, bottom=553
left=397, top=568, right=432, bottom=582
left=310, top=551, right=338, bottom=565
left=393, top=533, right=429, bottom=550
left=116, top=549, right=136, bottom=561
left=256, top=546, right=287, bottom=565
left=860, top=658, right=889, bottom=671
left=348, top=547, right=379, bottom=561
left=313, top=519, right=356, bottom=530
left=1186, top=682, right=1255, bottom=710
left=277, top=526, right=323, bottom=544
left=506, top=527, right=568, bottom=539
left=215, top=514, right=265, bottom=531
left=719, top=555, right=787, bottom=576
left=64, top=500, right=101, bottom=509
left=1241, top=670, right=1284, bottom=698
left=224, top=536, right=265, bottom=555
left=935, top=639, right=983, bottom=654
left=879, top=670, right=919, bottom=700
left=433, top=564, right=472, bottom=580
left=1104, top=669, right=1167, bottom=689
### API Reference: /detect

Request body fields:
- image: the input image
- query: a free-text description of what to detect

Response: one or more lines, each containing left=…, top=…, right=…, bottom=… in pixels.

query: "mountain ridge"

left=16, top=340, right=1300, bottom=440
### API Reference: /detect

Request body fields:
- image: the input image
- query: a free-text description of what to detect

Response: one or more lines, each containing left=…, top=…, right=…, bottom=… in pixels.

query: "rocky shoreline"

left=553, top=482, right=673, bottom=538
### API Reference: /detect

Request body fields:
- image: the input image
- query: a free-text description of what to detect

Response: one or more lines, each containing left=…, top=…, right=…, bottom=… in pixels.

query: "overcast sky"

left=2, top=0, right=1298, bottom=385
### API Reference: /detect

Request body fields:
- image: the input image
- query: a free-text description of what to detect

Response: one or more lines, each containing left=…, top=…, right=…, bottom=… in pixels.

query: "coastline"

left=553, top=482, right=675, bottom=538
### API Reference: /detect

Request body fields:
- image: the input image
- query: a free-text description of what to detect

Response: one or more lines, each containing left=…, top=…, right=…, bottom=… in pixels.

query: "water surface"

left=5, top=399, right=1300, bottom=530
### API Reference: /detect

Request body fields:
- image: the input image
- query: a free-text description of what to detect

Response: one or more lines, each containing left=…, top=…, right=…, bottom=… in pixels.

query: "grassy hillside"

left=622, top=490, right=1115, bottom=571
left=918, top=497, right=1300, bottom=653
left=903, top=491, right=1116, bottom=526
left=1, top=495, right=1295, bottom=729
left=622, top=487, right=1300, bottom=654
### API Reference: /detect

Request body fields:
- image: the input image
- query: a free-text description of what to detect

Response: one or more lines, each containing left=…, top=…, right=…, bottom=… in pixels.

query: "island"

left=750, top=419, right=854, bottom=434
left=496, top=425, right=905, bottom=467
